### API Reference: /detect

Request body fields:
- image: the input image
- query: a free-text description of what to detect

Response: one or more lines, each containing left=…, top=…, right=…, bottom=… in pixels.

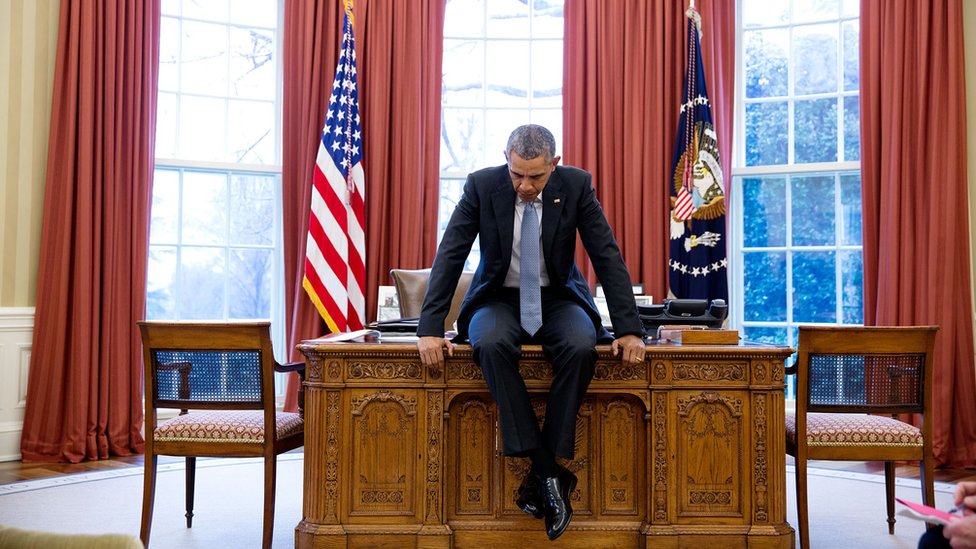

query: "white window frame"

left=150, top=1, right=288, bottom=396
left=731, top=1, right=862, bottom=401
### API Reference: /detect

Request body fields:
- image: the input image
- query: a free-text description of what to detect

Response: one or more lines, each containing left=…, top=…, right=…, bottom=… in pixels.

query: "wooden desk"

left=295, top=340, right=795, bottom=549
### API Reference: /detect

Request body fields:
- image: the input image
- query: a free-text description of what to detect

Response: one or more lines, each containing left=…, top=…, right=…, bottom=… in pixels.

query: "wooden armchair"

left=389, top=268, right=473, bottom=332
left=137, top=322, right=305, bottom=549
left=785, top=325, right=938, bottom=549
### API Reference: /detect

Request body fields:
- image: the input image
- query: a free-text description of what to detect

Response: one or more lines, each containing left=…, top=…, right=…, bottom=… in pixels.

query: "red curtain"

left=20, top=0, right=160, bottom=462
left=281, top=0, right=444, bottom=409
left=861, top=0, right=976, bottom=466
left=563, top=0, right=734, bottom=300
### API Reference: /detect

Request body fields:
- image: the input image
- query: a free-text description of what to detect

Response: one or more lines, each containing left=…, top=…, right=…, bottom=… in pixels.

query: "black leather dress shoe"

left=515, top=473, right=544, bottom=519
left=539, top=473, right=576, bottom=541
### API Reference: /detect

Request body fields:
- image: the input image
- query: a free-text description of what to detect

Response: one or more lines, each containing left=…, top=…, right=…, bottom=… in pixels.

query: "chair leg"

left=186, top=456, right=196, bottom=528
left=795, top=455, right=810, bottom=549
left=885, top=461, right=896, bottom=534
left=262, top=453, right=277, bottom=549
left=921, top=457, right=937, bottom=529
left=141, top=454, right=157, bottom=548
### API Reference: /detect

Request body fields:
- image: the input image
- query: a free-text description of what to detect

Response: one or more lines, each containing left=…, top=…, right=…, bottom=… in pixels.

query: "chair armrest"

left=275, top=361, right=307, bottom=418
left=274, top=361, right=306, bottom=374
left=785, top=363, right=797, bottom=376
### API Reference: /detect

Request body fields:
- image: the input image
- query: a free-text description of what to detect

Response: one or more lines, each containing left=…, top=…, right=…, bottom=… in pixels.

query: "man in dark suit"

left=416, top=124, right=645, bottom=541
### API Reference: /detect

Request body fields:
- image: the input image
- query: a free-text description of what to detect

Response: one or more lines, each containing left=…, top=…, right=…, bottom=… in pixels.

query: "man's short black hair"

left=506, top=124, right=556, bottom=162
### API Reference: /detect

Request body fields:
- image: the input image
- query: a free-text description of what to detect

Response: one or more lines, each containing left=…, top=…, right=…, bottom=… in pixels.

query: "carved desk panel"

left=295, top=341, right=794, bottom=549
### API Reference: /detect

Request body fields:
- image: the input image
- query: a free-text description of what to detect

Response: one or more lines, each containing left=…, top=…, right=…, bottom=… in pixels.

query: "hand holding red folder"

left=895, top=498, right=963, bottom=526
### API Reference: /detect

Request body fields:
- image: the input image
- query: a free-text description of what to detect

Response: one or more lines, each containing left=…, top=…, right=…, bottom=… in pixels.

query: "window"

left=440, top=0, right=565, bottom=268
left=733, top=0, right=863, bottom=398
left=149, top=1, right=285, bottom=357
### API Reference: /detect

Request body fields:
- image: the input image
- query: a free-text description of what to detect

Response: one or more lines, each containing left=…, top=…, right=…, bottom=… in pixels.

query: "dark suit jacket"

left=417, top=164, right=644, bottom=341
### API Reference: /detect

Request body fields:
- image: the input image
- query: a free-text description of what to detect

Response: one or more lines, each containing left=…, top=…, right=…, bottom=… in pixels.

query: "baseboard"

left=0, top=307, right=34, bottom=462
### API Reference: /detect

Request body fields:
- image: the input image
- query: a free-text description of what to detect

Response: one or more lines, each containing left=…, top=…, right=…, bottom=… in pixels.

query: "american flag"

left=668, top=7, right=728, bottom=302
left=303, top=1, right=365, bottom=333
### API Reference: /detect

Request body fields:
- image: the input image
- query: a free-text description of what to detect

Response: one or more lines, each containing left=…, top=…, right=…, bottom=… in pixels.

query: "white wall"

left=0, top=308, right=33, bottom=461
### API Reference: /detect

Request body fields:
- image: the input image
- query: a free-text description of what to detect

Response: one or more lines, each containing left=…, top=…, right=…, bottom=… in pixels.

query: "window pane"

left=155, top=92, right=178, bottom=159
left=841, top=250, right=863, bottom=323
left=486, top=41, right=530, bottom=107
left=229, top=248, right=272, bottom=318
left=744, top=29, right=788, bottom=98
left=159, top=17, right=180, bottom=92
left=532, top=0, right=563, bottom=38
left=745, top=101, right=788, bottom=166
left=742, top=176, right=786, bottom=248
left=228, top=99, right=275, bottom=164
left=744, top=251, right=787, bottom=321
left=161, top=0, right=180, bottom=16
left=443, top=40, right=485, bottom=107
left=151, top=169, right=180, bottom=243
left=791, top=175, right=835, bottom=246
left=230, top=0, right=276, bottom=27
left=147, top=246, right=177, bottom=320
left=182, top=172, right=228, bottom=245
left=230, top=174, right=275, bottom=245
left=183, top=0, right=228, bottom=22
left=486, top=109, right=530, bottom=159
left=793, top=251, right=837, bottom=323
left=742, top=326, right=787, bottom=346
left=842, top=0, right=859, bottom=17
left=794, top=98, right=837, bottom=163
left=842, top=20, right=859, bottom=91
left=840, top=173, right=861, bottom=246
left=229, top=27, right=275, bottom=100
left=843, top=95, right=859, bottom=161
left=180, top=247, right=226, bottom=319
left=441, top=107, right=485, bottom=172
left=794, top=23, right=837, bottom=95
left=445, top=0, right=485, bottom=36
left=531, top=40, right=563, bottom=107
left=180, top=20, right=228, bottom=96
left=794, top=0, right=840, bottom=23
left=742, top=1, right=788, bottom=27
left=179, top=96, right=227, bottom=161
left=487, top=0, right=528, bottom=38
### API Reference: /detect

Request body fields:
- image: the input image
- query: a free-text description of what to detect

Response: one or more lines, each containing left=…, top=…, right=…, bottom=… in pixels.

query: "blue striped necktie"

left=520, top=201, right=542, bottom=335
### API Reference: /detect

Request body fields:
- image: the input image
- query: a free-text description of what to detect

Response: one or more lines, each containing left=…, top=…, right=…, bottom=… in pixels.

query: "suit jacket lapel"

left=490, top=174, right=516, bottom=267
left=542, top=170, right=565, bottom=265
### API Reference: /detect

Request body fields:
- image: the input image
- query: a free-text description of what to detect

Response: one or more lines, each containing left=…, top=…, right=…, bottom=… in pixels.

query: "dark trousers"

left=918, top=526, right=949, bottom=549
left=468, top=288, right=597, bottom=459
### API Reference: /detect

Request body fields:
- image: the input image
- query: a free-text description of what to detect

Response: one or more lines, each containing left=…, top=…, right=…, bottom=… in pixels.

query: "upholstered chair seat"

left=154, top=411, right=304, bottom=444
left=785, top=412, right=924, bottom=448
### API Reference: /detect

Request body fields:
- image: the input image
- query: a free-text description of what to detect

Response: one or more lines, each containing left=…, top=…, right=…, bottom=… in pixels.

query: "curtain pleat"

left=20, top=0, right=160, bottom=462
left=860, top=0, right=976, bottom=466
left=563, top=0, right=733, bottom=301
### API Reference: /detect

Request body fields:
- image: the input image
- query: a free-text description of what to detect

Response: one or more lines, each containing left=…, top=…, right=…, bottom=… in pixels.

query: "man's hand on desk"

left=418, top=336, right=454, bottom=367
left=611, top=334, right=645, bottom=366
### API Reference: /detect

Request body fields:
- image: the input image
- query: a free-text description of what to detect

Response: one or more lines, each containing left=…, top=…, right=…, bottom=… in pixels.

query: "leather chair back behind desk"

left=390, top=268, right=473, bottom=333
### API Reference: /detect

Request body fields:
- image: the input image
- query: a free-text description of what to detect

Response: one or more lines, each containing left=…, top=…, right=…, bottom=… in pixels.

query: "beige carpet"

left=0, top=453, right=956, bottom=548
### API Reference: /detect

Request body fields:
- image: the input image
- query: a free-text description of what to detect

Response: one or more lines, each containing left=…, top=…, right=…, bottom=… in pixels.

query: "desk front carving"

left=296, top=341, right=794, bottom=548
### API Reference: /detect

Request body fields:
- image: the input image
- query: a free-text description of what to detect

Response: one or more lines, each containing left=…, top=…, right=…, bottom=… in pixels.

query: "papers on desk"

left=895, top=498, right=963, bottom=526
left=304, top=329, right=380, bottom=344
left=303, top=329, right=424, bottom=344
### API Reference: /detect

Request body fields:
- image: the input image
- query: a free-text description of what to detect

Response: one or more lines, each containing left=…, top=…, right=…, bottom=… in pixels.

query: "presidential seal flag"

left=303, top=0, right=366, bottom=333
left=669, top=6, right=728, bottom=302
